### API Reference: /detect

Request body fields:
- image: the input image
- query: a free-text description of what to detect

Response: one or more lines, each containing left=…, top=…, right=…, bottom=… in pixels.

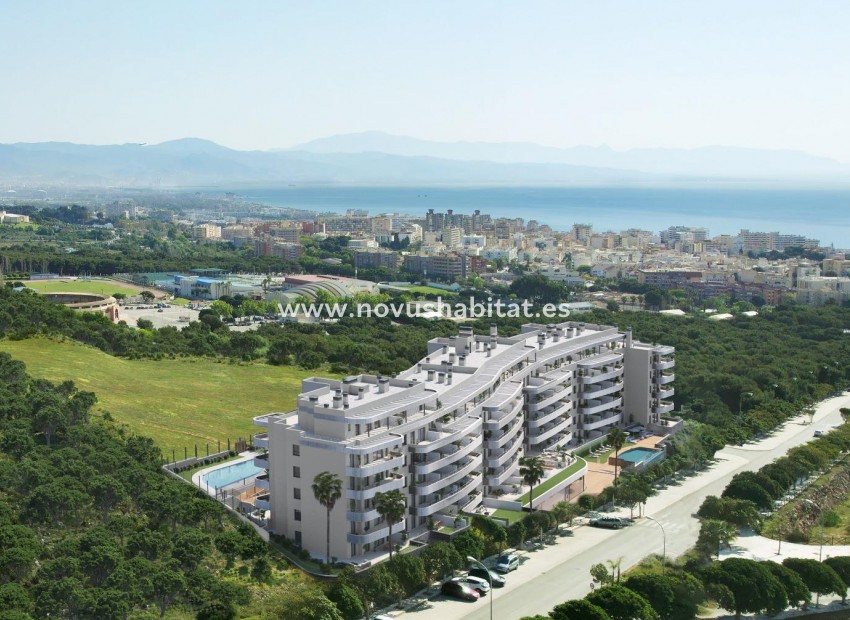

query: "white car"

left=454, top=575, right=490, bottom=595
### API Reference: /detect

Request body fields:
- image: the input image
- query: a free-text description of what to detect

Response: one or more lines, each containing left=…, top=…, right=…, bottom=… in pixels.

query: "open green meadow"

left=19, top=278, right=145, bottom=297
left=0, top=338, right=324, bottom=455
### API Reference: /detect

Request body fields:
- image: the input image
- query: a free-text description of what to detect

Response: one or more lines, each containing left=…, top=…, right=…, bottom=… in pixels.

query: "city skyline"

left=2, top=1, right=850, bottom=161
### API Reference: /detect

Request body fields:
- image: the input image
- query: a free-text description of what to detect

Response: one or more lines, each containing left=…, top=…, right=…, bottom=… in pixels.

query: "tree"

left=519, top=455, right=545, bottom=510
left=312, top=472, right=343, bottom=566
left=761, top=561, right=811, bottom=609
left=451, top=530, right=484, bottom=561
left=590, top=563, right=613, bottom=585
left=783, top=557, right=846, bottom=604
left=196, top=601, right=237, bottom=620
left=137, top=317, right=154, bottom=330
left=387, top=554, right=426, bottom=600
left=419, top=542, right=462, bottom=582
left=702, top=558, right=787, bottom=619
left=150, top=561, right=186, bottom=617
left=549, top=599, right=611, bottom=620
left=697, top=519, right=738, bottom=559
left=607, top=427, right=628, bottom=500
left=823, top=556, right=850, bottom=603
left=623, top=574, right=676, bottom=620
left=374, top=489, right=406, bottom=560
left=586, top=584, right=659, bottom=620
left=172, top=528, right=211, bottom=570
left=262, top=575, right=343, bottom=620
left=140, top=290, right=155, bottom=303
left=90, top=474, right=126, bottom=523
left=326, top=582, right=364, bottom=620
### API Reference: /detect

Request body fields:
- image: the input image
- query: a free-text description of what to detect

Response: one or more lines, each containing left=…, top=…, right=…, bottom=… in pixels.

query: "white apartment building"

left=253, top=321, right=675, bottom=561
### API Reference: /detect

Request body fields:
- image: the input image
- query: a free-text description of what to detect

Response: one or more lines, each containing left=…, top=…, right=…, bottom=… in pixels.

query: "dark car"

left=589, top=517, right=627, bottom=529
left=468, top=566, right=506, bottom=587
left=441, top=580, right=480, bottom=601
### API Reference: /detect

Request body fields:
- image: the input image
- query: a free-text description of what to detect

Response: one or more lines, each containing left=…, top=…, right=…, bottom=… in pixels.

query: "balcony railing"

left=527, top=400, right=572, bottom=430
left=345, top=472, right=405, bottom=500
left=486, top=419, right=523, bottom=449
left=487, top=437, right=522, bottom=468
left=654, top=359, right=675, bottom=371
left=653, top=387, right=675, bottom=400
left=528, top=417, right=571, bottom=445
left=255, top=473, right=270, bottom=491
left=654, top=401, right=675, bottom=415
left=583, top=411, right=622, bottom=431
left=656, top=373, right=675, bottom=385
left=253, top=453, right=269, bottom=469
left=414, top=437, right=482, bottom=475
left=417, top=456, right=482, bottom=496
left=253, top=433, right=269, bottom=450
left=346, top=453, right=405, bottom=478
left=580, top=367, right=624, bottom=385
left=580, top=397, right=622, bottom=416
left=416, top=476, right=482, bottom=517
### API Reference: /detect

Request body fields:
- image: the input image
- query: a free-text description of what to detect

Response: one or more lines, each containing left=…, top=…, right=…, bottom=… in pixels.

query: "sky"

left=2, top=1, right=850, bottom=161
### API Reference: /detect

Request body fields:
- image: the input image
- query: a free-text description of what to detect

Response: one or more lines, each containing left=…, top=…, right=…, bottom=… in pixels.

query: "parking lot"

left=119, top=304, right=200, bottom=329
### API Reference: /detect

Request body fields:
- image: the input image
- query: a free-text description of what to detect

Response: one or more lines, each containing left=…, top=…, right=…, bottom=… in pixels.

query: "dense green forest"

left=0, top=353, right=275, bottom=619
left=3, top=285, right=849, bottom=447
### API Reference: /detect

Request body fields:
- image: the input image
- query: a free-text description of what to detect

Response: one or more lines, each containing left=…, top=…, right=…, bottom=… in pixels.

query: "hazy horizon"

left=2, top=2, right=850, bottom=162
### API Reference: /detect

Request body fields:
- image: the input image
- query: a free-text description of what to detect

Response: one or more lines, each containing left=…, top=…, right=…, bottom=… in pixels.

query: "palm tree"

left=700, top=519, right=738, bottom=559
left=607, top=427, right=628, bottom=508
left=311, top=472, right=342, bottom=566
left=550, top=501, right=571, bottom=533
left=375, top=489, right=406, bottom=560
left=519, top=456, right=545, bottom=511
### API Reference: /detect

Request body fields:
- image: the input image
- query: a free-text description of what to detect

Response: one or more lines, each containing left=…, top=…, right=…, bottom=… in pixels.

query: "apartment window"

left=294, top=509, right=302, bottom=522
left=294, top=531, right=302, bottom=546
left=293, top=466, right=301, bottom=479
left=292, top=445, right=300, bottom=456
left=293, top=488, right=301, bottom=500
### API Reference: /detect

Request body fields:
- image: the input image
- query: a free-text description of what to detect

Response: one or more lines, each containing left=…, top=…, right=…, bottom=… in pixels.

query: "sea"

left=228, top=186, right=850, bottom=248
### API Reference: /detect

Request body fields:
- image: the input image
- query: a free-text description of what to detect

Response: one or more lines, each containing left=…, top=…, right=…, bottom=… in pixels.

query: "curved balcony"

left=654, top=359, right=675, bottom=371
left=412, top=416, right=481, bottom=453
left=255, top=473, right=270, bottom=491
left=528, top=385, right=570, bottom=412
left=527, top=400, right=571, bottom=430
left=583, top=380, right=623, bottom=400
left=654, top=401, right=675, bottom=415
left=347, top=524, right=392, bottom=546
left=346, top=452, right=405, bottom=478
left=415, top=476, right=482, bottom=517
left=254, top=495, right=271, bottom=511
left=654, top=387, right=675, bottom=400
left=583, top=412, right=622, bottom=431
left=414, top=437, right=482, bottom=476
left=484, top=397, right=524, bottom=428
left=346, top=507, right=381, bottom=522
left=580, top=397, right=622, bottom=416
left=487, top=437, right=522, bottom=468
left=656, top=373, right=675, bottom=385
left=539, top=431, right=573, bottom=451
left=253, top=453, right=269, bottom=469
left=253, top=433, right=269, bottom=450
left=486, top=419, right=523, bottom=449
left=417, top=456, right=482, bottom=496
left=528, top=417, right=571, bottom=446
left=345, top=472, right=405, bottom=500
left=487, top=460, right=520, bottom=486
left=580, top=366, right=624, bottom=385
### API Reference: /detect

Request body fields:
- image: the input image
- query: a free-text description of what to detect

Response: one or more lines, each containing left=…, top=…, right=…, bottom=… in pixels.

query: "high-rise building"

left=252, top=321, right=675, bottom=560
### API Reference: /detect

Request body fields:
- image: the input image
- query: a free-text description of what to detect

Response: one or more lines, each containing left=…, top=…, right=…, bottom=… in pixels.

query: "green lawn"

left=492, top=508, right=526, bottom=525
left=20, top=278, right=144, bottom=297
left=518, top=457, right=587, bottom=505
left=0, top=337, right=326, bottom=454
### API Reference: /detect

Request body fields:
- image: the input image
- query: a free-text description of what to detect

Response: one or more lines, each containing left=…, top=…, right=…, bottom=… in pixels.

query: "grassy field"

left=20, top=278, right=145, bottom=297
left=0, top=338, right=326, bottom=454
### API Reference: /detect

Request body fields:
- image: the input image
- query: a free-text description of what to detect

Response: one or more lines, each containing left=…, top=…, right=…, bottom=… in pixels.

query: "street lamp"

left=467, top=556, right=493, bottom=620
left=644, top=516, right=666, bottom=575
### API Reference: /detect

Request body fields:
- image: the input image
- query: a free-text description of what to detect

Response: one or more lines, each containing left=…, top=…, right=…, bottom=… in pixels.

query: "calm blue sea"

left=231, top=186, right=850, bottom=247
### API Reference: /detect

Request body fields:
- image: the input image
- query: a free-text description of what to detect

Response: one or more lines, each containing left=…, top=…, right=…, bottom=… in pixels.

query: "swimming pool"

left=617, top=447, right=665, bottom=467
left=201, top=459, right=264, bottom=489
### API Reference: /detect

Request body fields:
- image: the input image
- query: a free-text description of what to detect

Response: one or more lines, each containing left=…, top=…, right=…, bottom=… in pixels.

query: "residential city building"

left=252, top=320, right=675, bottom=560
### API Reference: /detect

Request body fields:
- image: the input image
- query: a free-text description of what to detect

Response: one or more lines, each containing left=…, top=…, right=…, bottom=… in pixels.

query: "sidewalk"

left=396, top=393, right=850, bottom=620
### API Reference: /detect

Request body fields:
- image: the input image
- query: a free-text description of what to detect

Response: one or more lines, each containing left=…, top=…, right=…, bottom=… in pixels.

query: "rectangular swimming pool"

left=618, top=447, right=665, bottom=467
left=201, top=459, right=264, bottom=489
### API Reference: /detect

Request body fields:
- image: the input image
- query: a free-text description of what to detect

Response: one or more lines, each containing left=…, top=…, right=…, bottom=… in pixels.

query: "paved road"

left=401, top=393, right=850, bottom=620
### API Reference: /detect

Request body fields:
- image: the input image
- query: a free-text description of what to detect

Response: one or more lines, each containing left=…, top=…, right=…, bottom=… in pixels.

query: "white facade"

left=253, top=321, right=674, bottom=561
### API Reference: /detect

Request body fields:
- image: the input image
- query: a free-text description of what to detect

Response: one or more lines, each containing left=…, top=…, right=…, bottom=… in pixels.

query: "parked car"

left=589, top=517, right=627, bottom=529
left=814, top=429, right=824, bottom=437
left=494, top=553, right=519, bottom=573
left=468, top=566, right=505, bottom=587
left=453, top=575, right=490, bottom=595
left=441, top=580, right=480, bottom=601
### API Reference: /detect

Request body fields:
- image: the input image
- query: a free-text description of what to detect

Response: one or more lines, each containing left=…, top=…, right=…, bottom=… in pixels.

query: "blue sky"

left=2, top=1, right=849, bottom=160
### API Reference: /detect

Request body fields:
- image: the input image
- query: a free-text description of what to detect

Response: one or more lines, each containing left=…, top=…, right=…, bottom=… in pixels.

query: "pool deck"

left=537, top=435, right=666, bottom=510
left=191, top=450, right=261, bottom=498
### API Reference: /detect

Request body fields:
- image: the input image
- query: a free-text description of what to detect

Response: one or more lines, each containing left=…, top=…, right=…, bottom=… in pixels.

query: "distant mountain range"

left=1, top=133, right=848, bottom=187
